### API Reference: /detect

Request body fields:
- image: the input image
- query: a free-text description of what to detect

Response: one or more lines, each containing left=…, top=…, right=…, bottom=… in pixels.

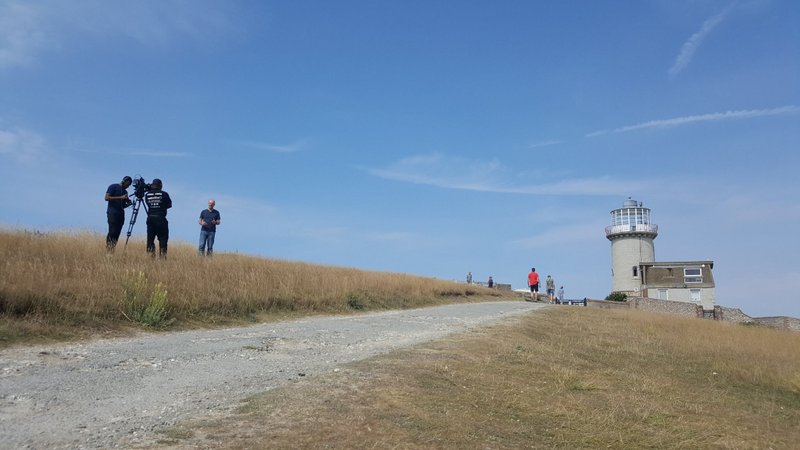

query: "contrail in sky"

left=669, top=6, right=733, bottom=78
left=587, top=106, right=799, bottom=137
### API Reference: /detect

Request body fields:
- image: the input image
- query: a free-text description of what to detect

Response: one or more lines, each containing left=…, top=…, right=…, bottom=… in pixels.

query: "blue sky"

left=1, top=0, right=798, bottom=317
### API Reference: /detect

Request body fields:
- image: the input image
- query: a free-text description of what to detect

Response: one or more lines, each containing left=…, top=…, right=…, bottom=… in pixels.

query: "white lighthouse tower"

left=606, top=198, right=658, bottom=295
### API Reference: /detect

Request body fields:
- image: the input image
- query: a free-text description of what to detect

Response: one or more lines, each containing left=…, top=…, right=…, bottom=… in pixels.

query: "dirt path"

left=0, top=301, right=546, bottom=449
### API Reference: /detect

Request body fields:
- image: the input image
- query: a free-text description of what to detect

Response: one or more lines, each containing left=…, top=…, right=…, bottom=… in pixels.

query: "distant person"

left=198, top=199, right=221, bottom=256
left=557, top=286, right=565, bottom=304
left=466, top=271, right=473, bottom=284
left=144, top=178, right=172, bottom=258
left=546, top=275, right=555, bottom=303
left=104, top=175, right=132, bottom=252
left=527, top=267, right=539, bottom=301
left=487, top=276, right=494, bottom=288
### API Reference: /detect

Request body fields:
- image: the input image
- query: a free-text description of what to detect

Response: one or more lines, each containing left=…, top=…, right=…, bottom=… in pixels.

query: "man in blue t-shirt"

left=104, top=176, right=132, bottom=252
left=198, top=199, right=221, bottom=256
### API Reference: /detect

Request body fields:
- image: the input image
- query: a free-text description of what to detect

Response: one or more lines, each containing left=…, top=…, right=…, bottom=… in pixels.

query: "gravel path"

left=0, top=300, right=546, bottom=449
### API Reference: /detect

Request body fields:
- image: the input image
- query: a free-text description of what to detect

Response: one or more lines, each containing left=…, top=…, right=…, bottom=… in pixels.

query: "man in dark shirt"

left=104, top=176, right=132, bottom=252
left=144, top=178, right=172, bottom=258
left=198, top=199, right=221, bottom=256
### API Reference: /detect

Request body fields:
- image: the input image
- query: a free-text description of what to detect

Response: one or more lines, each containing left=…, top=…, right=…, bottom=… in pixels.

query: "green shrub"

left=347, top=294, right=365, bottom=310
left=605, top=291, right=628, bottom=302
left=122, top=271, right=148, bottom=312
left=122, top=272, right=174, bottom=327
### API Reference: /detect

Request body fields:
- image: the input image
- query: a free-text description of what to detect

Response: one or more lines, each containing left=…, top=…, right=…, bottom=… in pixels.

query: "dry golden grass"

left=0, top=229, right=501, bottom=346
left=160, top=307, right=800, bottom=449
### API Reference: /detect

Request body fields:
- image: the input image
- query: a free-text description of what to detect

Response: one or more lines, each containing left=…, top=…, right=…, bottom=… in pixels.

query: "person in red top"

left=527, top=267, right=540, bottom=301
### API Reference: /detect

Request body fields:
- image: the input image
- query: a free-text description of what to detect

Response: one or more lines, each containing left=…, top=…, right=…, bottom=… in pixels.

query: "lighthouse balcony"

left=605, top=224, right=658, bottom=236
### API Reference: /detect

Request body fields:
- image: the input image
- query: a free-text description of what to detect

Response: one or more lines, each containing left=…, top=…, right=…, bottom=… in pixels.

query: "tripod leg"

left=124, top=199, right=141, bottom=248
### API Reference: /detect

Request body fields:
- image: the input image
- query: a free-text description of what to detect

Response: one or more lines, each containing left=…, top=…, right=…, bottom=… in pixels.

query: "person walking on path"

left=546, top=275, right=556, bottom=303
left=527, top=267, right=540, bottom=301
left=198, top=199, right=221, bottom=256
left=487, top=276, right=494, bottom=288
left=144, top=178, right=172, bottom=258
left=104, top=176, right=132, bottom=252
left=557, top=286, right=565, bottom=304
left=466, top=272, right=473, bottom=284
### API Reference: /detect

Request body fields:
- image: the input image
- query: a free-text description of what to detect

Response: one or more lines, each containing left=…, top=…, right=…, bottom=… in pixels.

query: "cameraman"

left=144, top=178, right=172, bottom=258
left=104, top=175, right=132, bottom=252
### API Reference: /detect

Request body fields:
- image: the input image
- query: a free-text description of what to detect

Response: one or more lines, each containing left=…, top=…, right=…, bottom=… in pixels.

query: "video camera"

left=131, top=175, right=152, bottom=200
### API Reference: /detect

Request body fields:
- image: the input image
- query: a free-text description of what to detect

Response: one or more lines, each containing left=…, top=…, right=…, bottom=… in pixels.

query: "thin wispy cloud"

left=0, top=127, right=47, bottom=162
left=0, top=0, right=242, bottom=69
left=669, top=5, right=734, bottom=78
left=75, top=148, right=191, bottom=157
left=125, top=150, right=191, bottom=157
left=0, top=2, right=50, bottom=68
left=365, top=231, right=419, bottom=243
left=510, top=223, right=603, bottom=249
left=718, top=189, right=800, bottom=223
left=366, top=153, right=639, bottom=196
left=66, top=0, right=242, bottom=47
left=587, top=105, right=799, bottom=137
left=528, top=139, right=562, bottom=149
left=229, top=139, right=308, bottom=153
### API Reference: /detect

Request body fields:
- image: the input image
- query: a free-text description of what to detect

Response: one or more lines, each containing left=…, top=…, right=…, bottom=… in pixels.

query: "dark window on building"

left=632, top=266, right=638, bottom=277
left=684, top=267, right=702, bottom=283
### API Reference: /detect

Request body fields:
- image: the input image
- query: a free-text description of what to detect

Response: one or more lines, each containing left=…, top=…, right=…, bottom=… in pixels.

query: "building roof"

left=639, top=261, right=714, bottom=269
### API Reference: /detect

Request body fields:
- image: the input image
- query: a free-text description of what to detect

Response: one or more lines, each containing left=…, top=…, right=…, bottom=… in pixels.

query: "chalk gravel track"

left=0, top=301, right=546, bottom=449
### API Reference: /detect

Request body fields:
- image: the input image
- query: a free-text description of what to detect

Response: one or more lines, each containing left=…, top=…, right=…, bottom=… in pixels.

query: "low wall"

left=515, top=292, right=548, bottom=302
left=583, top=298, right=799, bottom=332
left=587, top=298, right=701, bottom=315
left=518, top=294, right=799, bottom=331
left=586, top=299, right=629, bottom=310
left=629, top=297, right=703, bottom=317
left=752, top=316, right=800, bottom=332
left=717, top=307, right=754, bottom=324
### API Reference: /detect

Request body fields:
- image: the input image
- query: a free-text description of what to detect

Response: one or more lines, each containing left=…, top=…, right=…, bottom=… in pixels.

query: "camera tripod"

left=124, top=195, right=148, bottom=248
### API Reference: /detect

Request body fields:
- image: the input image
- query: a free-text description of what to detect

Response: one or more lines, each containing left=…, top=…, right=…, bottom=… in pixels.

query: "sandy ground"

left=0, top=301, right=546, bottom=449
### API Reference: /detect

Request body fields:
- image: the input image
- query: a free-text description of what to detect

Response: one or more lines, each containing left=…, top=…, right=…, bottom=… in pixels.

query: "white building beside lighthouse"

left=606, top=198, right=716, bottom=310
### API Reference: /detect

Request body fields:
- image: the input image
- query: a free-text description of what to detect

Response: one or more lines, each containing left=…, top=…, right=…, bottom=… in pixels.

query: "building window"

left=632, top=266, right=638, bottom=278
left=658, top=289, right=668, bottom=300
left=690, top=289, right=701, bottom=302
left=667, top=268, right=674, bottom=277
left=684, top=267, right=702, bottom=283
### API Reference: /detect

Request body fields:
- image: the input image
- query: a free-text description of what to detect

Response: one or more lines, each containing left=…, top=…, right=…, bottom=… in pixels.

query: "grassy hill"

left=162, top=307, right=800, bottom=449
left=3, top=229, right=799, bottom=448
left=0, top=229, right=502, bottom=347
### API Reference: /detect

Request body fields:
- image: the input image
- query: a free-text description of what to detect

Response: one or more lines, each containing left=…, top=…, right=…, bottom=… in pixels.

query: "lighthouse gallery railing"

left=605, top=224, right=658, bottom=236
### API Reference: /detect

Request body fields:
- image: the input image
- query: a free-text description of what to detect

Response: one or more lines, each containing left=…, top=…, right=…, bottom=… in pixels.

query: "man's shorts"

left=547, top=288, right=555, bottom=295
left=530, top=283, right=539, bottom=292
